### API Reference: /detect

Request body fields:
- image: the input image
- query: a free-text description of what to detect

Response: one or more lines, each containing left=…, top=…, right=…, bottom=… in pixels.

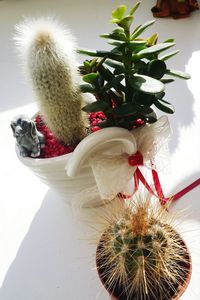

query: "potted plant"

left=12, top=2, right=190, bottom=207
left=152, top=0, right=199, bottom=19
left=96, top=197, right=192, bottom=300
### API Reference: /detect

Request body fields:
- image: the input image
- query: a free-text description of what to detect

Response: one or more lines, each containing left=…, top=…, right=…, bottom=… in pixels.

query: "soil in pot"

left=96, top=228, right=191, bottom=300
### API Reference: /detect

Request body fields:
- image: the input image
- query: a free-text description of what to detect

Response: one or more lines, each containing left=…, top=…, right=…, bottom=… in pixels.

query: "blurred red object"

left=152, top=0, right=199, bottom=19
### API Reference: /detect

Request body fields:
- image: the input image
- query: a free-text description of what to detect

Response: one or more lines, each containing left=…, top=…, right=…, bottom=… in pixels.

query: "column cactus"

left=96, top=199, right=191, bottom=299
left=14, top=18, right=86, bottom=145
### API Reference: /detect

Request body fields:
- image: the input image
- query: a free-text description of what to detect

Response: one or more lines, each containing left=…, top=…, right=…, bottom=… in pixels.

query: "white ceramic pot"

left=16, top=127, right=137, bottom=207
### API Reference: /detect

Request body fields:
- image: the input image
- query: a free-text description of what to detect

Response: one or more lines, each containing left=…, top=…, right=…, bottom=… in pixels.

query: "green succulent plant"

left=78, top=2, right=190, bottom=130
left=96, top=199, right=191, bottom=300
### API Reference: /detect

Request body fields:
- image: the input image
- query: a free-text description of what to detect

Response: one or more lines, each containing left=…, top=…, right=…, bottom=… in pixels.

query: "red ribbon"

left=119, top=151, right=200, bottom=205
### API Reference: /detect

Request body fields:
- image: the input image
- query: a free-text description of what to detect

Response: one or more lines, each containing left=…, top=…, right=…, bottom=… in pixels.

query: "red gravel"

left=34, top=112, right=106, bottom=158
left=34, top=112, right=144, bottom=159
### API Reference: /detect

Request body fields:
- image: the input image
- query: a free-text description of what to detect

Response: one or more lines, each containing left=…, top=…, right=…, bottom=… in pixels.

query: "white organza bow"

left=89, top=116, right=171, bottom=200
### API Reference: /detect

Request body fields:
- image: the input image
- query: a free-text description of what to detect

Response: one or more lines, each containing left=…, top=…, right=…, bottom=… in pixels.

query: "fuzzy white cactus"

left=14, top=17, right=86, bottom=145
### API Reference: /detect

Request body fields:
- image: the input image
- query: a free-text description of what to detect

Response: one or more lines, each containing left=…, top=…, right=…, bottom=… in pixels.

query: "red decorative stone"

left=33, top=111, right=143, bottom=159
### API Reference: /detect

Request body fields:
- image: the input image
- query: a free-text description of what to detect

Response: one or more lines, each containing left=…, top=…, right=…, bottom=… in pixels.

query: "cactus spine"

left=97, top=199, right=190, bottom=300
left=14, top=18, right=86, bottom=145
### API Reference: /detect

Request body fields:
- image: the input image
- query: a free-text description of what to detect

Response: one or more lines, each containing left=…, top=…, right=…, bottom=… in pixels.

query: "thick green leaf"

left=136, top=105, right=154, bottom=114
left=105, top=60, right=125, bottom=74
left=116, top=83, right=126, bottom=93
left=164, top=38, right=175, bottom=43
left=155, top=91, right=165, bottom=99
left=116, top=120, right=137, bottom=130
left=161, top=78, right=175, bottom=84
left=83, top=61, right=91, bottom=68
left=105, top=59, right=124, bottom=69
left=159, top=50, right=180, bottom=61
left=112, top=103, right=137, bottom=116
left=80, top=84, right=95, bottom=93
left=130, top=74, right=165, bottom=94
left=82, top=101, right=110, bottom=113
left=127, top=40, right=147, bottom=51
left=117, top=115, right=140, bottom=125
left=129, top=2, right=141, bottom=15
left=166, top=69, right=191, bottom=79
left=98, top=75, right=104, bottom=87
left=134, top=61, right=147, bottom=74
left=109, top=90, right=123, bottom=105
left=111, top=46, right=123, bottom=55
left=154, top=99, right=175, bottom=114
left=147, top=60, right=167, bottom=79
left=100, top=32, right=127, bottom=42
left=112, top=28, right=125, bottom=34
left=114, top=67, right=126, bottom=75
left=77, top=49, right=107, bottom=57
left=102, top=75, right=124, bottom=92
left=131, top=20, right=155, bottom=40
left=137, top=43, right=175, bottom=57
left=112, top=5, right=127, bottom=20
left=77, top=49, right=122, bottom=62
left=98, top=65, right=114, bottom=81
left=108, top=41, right=123, bottom=47
left=147, top=33, right=158, bottom=46
left=140, top=113, right=157, bottom=123
left=118, top=16, right=133, bottom=30
left=82, top=73, right=99, bottom=84
left=134, top=91, right=155, bottom=105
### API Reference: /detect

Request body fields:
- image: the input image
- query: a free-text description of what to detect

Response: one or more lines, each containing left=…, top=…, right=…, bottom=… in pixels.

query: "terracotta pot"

left=96, top=231, right=192, bottom=300
left=16, top=123, right=137, bottom=207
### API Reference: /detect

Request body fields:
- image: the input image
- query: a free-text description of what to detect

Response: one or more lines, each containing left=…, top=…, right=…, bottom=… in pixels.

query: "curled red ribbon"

left=119, top=152, right=200, bottom=205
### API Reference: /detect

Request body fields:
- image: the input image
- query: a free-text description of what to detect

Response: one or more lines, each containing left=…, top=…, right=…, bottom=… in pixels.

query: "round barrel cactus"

left=96, top=200, right=191, bottom=300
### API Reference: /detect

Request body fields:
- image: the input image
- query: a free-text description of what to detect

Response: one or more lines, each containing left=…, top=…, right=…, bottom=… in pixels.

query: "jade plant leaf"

left=147, top=60, right=167, bottom=79
left=134, top=91, right=155, bottom=106
left=154, top=99, right=175, bottom=114
left=83, top=73, right=99, bottom=84
left=134, top=61, right=147, bottom=74
left=136, top=105, right=154, bottom=114
left=112, top=103, right=137, bottom=116
left=127, top=40, right=147, bottom=51
left=118, top=16, right=133, bottom=30
left=166, top=69, right=191, bottom=79
left=164, top=38, right=175, bottom=43
left=77, top=49, right=122, bottom=62
left=129, top=2, right=141, bottom=15
left=100, top=32, right=127, bottom=42
left=105, top=60, right=124, bottom=70
left=102, top=74, right=124, bottom=92
left=104, top=60, right=125, bottom=75
left=141, top=113, right=157, bottom=123
left=147, top=33, right=158, bottom=46
left=137, top=43, right=175, bottom=58
left=82, top=101, right=110, bottom=113
left=98, top=65, right=114, bottom=81
left=131, top=20, right=155, bottom=40
left=161, top=78, right=175, bottom=84
left=130, top=74, right=165, bottom=94
left=159, top=50, right=180, bottom=61
left=112, top=5, right=127, bottom=21
left=80, top=84, right=95, bottom=93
